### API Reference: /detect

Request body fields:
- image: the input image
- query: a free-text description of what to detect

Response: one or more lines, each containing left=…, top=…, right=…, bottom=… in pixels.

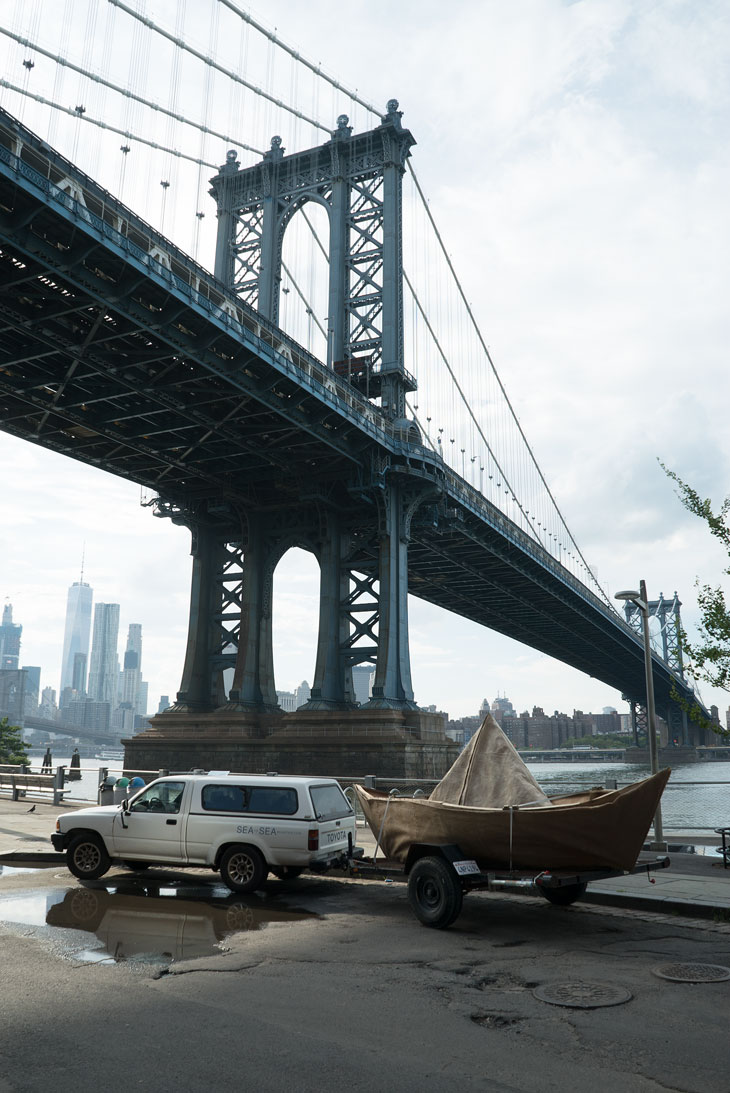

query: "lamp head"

left=615, top=590, right=648, bottom=611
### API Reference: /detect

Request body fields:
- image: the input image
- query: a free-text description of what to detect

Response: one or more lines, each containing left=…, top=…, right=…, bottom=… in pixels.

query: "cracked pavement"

left=0, top=865, right=729, bottom=1092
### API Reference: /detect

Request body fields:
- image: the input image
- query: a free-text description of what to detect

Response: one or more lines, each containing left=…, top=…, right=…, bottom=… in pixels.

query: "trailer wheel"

left=408, top=855, right=463, bottom=929
left=540, top=881, right=587, bottom=906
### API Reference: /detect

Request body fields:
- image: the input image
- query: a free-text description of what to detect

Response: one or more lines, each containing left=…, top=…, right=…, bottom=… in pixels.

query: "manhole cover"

left=533, top=982, right=632, bottom=1008
left=653, top=963, right=730, bottom=983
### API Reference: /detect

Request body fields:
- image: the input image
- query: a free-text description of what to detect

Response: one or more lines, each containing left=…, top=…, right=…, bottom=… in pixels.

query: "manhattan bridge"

left=0, top=3, right=706, bottom=772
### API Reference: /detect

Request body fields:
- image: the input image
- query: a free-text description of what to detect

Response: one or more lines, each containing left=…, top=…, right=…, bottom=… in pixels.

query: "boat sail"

left=354, top=714, right=670, bottom=873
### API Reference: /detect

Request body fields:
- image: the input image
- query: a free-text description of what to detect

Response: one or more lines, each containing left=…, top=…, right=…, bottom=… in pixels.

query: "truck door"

left=111, top=780, right=187, bottom=862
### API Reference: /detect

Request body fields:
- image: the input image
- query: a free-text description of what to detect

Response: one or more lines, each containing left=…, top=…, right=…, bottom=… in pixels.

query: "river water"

left=41, top=755, right=730, bottom=834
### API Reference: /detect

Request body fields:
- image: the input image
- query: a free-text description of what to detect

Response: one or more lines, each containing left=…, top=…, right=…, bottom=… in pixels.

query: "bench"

left=715, top=828, right=730, bottom=869
left=0, top=765, right=67, bottom=805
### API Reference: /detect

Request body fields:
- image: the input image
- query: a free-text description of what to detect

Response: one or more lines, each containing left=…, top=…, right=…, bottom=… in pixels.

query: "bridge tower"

left=131, top=103, right=457, bottom=778
left=209, top=99, right=416, bottom=423
left=621, top=592, right=692, bottom=746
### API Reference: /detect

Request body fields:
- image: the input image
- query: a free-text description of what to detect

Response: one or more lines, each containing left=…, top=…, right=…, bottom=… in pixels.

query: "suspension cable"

left=0, top=79, right=219, bottom=168
left=0, top=27, right=263, bottom=157
left=281, top=260, right=326, bottom=339
left=406, top=162, right=604, bottom=597
left=215, top=0, right=379, bottom=116
left=107, top=0, right=329, bottom=134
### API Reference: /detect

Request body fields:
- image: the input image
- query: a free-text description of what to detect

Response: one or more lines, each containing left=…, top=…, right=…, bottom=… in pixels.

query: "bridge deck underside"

left=408, top=521, right=679, bottom=711
left=0, top=180, right=371, bottom=508
left=0, top=141, right=693, bottom=718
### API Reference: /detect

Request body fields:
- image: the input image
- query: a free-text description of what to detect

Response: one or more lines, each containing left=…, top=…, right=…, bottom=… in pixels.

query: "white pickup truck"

left=51, top=773, right=356, bottom=893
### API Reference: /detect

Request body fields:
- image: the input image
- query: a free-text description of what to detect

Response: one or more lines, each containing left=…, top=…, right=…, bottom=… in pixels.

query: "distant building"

left=276, top=681, right=312, bottom=712
left=21, top=665, right=41, bottom=715
left=490, top=694, right=516, bottom=723
left=450, top=698, right=628, bottom=751
left=138, top=680, right=149, bottom=717
left=0, top=604, right=22, bottom=670
left=60, top=578, right=93, bottom=693
left=0, top=669, right=26, bottom=722
left=351, top=666, right=373, bottom=705
left=157, top=695, right=171, bottom=714
left=40, top=686, right=57, bottom=718
left=87, top=603, right=120, bottom=705
left=276, top=689, right=297, bottom=712
left=71, top=652, right=87, bottom=694
left=295, top=680, right=311, bottom=708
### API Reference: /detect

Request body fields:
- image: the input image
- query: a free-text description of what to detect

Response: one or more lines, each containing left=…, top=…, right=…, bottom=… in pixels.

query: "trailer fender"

left=403, top=843, right=470, bottom=875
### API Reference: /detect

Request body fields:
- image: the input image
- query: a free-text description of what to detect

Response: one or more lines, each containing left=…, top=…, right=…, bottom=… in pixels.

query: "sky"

left=1, top=0, right=729, bottom=721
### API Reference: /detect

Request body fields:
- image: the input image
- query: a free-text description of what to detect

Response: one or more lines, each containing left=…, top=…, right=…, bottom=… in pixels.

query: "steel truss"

left=209, top=101, right=416, bottom=420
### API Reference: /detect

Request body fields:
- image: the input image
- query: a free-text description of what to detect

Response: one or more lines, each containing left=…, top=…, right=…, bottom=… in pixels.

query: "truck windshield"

left=130, top=781, right=185, bottom=814
left=309, top=784, right=352, bottom=821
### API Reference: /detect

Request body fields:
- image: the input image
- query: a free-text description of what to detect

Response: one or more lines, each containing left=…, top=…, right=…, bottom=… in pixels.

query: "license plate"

left=453, top=859, right=480, bottom=876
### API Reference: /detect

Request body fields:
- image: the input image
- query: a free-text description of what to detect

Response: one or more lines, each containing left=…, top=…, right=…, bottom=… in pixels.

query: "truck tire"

left=67, top=833, right=111, bottom=880
left=540, top=881, right=587, bottom=906
left=407, top=855, right=463, bottom=929
left=270, top=866, right=304, bottom=880
left=220, top=844, right=266, bottom=893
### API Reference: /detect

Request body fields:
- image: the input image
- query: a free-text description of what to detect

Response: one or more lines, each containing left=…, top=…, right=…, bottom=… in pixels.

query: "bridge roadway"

left=21, top=715, right=120, bottom=747
left=0, top=107, right=698, bottom=726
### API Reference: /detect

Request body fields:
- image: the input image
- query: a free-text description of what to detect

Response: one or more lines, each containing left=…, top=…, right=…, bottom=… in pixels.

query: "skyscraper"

left=60, top=579, right=93, bottom=693
left=0, top=603, right=22, bottom=669
left=121, top=623, right=146, bottom=714
left=87, top=603, right=120, bottom=705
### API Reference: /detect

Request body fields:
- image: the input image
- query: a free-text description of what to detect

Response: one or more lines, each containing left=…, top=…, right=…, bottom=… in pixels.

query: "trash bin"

left=128, top=776, right=145, bottom=796
left=98, top=775, right=116, bottom=806
left=113, top=776, right=130, bottom=805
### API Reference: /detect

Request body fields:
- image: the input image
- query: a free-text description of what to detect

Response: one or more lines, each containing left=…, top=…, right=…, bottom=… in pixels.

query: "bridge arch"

left=277, top=197, right=330, bottom=362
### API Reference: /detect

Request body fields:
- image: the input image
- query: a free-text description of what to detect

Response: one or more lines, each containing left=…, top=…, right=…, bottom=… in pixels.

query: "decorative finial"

left=382, top=99, right=404, bottom=130
left=263, top=135, right=285, bottom=162
left=332, top=114, right=352, bottom=140
left=220, top=149, right=240, bottom=174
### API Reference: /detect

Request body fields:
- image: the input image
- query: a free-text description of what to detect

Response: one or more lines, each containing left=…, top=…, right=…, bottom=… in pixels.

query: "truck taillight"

left=308, top=829, right=319, bottom=851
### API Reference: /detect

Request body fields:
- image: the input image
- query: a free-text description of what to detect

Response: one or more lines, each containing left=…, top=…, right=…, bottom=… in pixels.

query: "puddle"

left=0, top=865, right=41, bottom=876
left=0, top=880, right=318, bottom=965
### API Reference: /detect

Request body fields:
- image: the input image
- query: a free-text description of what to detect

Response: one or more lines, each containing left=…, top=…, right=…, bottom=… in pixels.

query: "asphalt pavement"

left=2, top=795, right=730, bottom=1092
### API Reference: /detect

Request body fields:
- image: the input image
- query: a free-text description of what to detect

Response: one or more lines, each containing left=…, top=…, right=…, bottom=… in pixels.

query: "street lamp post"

left=615, top=580, right=666, bottom=850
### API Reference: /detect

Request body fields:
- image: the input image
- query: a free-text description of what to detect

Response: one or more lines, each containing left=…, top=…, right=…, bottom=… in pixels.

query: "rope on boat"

left=508, top=807, right=514, bottom=871
left=373, top=789, right=400, bottom=862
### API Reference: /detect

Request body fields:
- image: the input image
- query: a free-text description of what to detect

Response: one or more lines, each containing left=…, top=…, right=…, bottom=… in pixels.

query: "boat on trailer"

left=354, top=714, right=670, bottom=874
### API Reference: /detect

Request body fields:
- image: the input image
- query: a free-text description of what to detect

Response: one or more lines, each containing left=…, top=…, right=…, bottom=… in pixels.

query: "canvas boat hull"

left=354, top=768, right=670, bottom=872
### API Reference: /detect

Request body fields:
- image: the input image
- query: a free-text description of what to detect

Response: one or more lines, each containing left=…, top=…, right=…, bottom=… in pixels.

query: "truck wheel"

left=220, top=845, right=266, bottom=893
left=407, top=856, right=463, bottom=929
left=540, top=882, right=587, bottom=906
left=67, top=834, right=111, bottom=880
left=270, top=866, right=304, bottom=880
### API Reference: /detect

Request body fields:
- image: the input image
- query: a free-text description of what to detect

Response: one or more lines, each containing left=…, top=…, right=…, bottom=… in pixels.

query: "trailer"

left=347, top=843, right=670, bottom=928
